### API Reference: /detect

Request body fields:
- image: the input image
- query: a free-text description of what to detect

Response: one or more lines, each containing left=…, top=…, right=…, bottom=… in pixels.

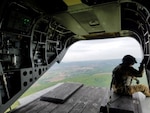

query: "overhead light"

left=89, top=20, right=100, bottom=26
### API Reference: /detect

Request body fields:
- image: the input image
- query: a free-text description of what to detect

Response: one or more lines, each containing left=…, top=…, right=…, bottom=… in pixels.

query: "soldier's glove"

left=136, top=79, right=140, bottom=84
left=139, top=59, right=145, bottom=72
left=139, top=63, right=144, bottom=72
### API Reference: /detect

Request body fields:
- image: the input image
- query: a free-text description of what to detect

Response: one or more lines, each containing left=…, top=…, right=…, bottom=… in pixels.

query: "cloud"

left=62, top=37, right=143, bottom=62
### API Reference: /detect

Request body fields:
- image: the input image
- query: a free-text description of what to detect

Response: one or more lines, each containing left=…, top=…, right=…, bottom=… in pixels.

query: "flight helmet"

left=122, top=55, right=137, bottom=65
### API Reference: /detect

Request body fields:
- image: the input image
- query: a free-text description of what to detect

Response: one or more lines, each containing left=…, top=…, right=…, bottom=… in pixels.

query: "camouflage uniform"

left=112, top=63, right=150, bottom=97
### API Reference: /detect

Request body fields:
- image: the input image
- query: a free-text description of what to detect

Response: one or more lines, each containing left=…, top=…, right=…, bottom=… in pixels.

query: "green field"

left=22, top=72, right=148, bottom=98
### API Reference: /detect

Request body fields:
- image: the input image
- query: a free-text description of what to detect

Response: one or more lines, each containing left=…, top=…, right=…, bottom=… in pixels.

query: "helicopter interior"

left=0, top=0, right=150, bottom=113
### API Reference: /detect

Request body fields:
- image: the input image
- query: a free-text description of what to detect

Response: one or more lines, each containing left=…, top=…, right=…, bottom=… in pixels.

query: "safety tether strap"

left=0, top=62, right=10, bottom=100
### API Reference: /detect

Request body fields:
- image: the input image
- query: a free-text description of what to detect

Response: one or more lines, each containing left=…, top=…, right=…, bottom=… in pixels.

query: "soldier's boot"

left=130, top=84, right=150, bottom=97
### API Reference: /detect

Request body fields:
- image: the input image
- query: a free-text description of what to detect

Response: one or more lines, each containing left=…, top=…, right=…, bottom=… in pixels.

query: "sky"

left=61, top=37, right=143, bottom=62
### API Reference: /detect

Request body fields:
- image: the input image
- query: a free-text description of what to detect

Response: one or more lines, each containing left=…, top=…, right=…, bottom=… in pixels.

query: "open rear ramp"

left=9, top=83, right=109, bottom=113
left=8, top=83, right=147, bottom=113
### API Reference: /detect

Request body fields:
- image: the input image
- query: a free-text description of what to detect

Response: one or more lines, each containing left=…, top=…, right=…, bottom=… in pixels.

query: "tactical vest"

left=111, top=64, right=131, bottom=94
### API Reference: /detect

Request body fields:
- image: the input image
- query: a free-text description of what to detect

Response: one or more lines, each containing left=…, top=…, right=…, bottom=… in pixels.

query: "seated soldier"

left=111, top=55, right=150, bottom=97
